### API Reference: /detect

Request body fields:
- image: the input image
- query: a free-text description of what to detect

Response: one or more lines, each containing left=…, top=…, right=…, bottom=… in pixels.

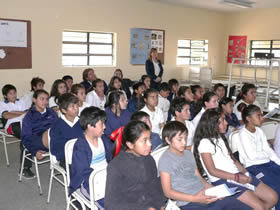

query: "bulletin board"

left=130, top=28, right=165, bottom=65
left=0, top=18, right=32, bottom=69
left=227, top=35, right=247, bottom=64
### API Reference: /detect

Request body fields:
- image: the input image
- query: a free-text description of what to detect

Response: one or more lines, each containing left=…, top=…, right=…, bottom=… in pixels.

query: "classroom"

left=1, top=0, right=280, bottom=209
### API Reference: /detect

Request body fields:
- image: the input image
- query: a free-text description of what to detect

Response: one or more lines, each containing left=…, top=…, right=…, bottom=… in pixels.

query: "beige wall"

left=0, top=0, right=226, bottom=98
left=223, top=8, right=280, bottom=80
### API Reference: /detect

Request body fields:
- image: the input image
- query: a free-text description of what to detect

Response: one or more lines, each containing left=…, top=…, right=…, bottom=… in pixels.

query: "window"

left=62, top=31, right=115, bottom=66
left=250, top=40, right=280, bottom=65
left=176, top=40, right=208, bottom=65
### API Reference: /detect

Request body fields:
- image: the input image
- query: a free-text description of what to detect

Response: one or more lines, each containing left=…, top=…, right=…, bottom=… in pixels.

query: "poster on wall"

left=227, top=35, right=247, bottom=64
left=130, top=28, right=165, bottom=64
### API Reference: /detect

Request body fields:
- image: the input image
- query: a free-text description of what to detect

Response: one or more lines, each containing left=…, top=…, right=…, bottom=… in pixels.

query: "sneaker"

left=19, top=168, right=36, bottom=179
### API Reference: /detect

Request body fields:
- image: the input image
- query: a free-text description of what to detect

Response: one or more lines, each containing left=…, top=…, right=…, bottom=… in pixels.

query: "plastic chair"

left=228, top=129, right=240, bottom=154
left=0, top=128, right=20, bottom=166
left=65, top=139, right=106, bottom=210
left=261, top=121, right=279, bottom=140
left=47, top=129, right=68, bottom=204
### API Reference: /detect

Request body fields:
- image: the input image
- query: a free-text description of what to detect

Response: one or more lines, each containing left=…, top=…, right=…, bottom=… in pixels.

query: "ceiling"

left=149, top=0, right=280, bottom=13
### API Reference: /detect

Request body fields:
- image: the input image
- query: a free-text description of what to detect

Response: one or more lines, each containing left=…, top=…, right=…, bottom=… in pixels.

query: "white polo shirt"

left=140, top=105, right=164, bottom=135
left=86, top=90, right=106, bottom=110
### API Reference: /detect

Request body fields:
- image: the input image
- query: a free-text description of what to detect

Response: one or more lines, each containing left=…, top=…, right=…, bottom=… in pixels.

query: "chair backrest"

left=199, top=67, right=212, bottom=89
left=151, top=146, right=168, bottom=169
left=261, top=121, right=279, bottom=140
left=47, top=128, right=58, bottom=165
left=89, top=165, right=107, bottom=208
left=64, top=138, right=78, bottom=185
left=228, top=129, right=240, bottom=153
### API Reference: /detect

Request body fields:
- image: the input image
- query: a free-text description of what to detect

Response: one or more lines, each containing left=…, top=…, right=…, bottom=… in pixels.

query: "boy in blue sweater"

left=50, top=93, right=84, bottom=169
left=69, top=106, right=111, bottom=207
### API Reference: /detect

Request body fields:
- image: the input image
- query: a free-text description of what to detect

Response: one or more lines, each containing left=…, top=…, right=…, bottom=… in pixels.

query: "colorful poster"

left=227, top=35, right=247, bottom=64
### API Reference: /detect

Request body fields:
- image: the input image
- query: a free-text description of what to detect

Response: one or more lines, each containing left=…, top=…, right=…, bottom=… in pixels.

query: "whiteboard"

left=0, top=20, right=27, bottom=48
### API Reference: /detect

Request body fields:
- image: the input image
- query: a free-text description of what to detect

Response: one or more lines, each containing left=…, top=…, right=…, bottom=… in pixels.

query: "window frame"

left=62, top=31, right=115, bottom=67
left=249, top=40, right=280, bottom=59
left=176, top=39, right=208, bottom=66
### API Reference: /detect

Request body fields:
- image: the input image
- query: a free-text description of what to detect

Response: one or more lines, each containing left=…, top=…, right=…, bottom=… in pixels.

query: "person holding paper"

left=193, top=108, right=278, bottom=210
left=145, top=48, right=163, bottom=90
left=159, top=121, right=251, bottom=210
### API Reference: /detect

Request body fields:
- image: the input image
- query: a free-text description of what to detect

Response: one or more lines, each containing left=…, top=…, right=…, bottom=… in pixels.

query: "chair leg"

left=18, top=149, right=26, bottom=182
left=34, top=157, right=43, bottom=195
left=62, top=173, right=69, bottom=206
left=47, top=167, right=54, bottom=203
left=2, top=136, right=9, bottom=166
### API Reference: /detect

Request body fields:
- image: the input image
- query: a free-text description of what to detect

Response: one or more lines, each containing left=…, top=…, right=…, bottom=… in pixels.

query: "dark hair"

left=33, top=89, right=49, bottom=99
left=50, top=79, right=68, bottom=104
left=62, top=75, right=73, bottom=81
left=2, top=84, right=16, bottom=96
left=178, top=86, right=190, bottom=98
left=80, top=106, right=106, bottom=130
left=143, top=88, right=158, bottom=99
left=191, top=85, right=202, bottom=95
left=242, top=104, right=261, bottom=124
left=193, top=108, right=234, bottom=175
left=121, top=121, right=150, bottom=151
left=168, top=79, right=179, bottom=89
left=105, top=90, right=124, bottom=109
left=213, top=83, right=225, bottom=92
left=141, top=75, right=151, bottom=83
left=131, top=111, right=149, bottom=121
left=202, top=92, right=217, bottom=108
left=58, top=93, right=79, bottom=112
left=114, top=69, right=123, bottom=78
left=132, top=82, right=145, bottom=93
left=31, top=77, right=45, bottom=91
left=87, top=78, right=104, bottom=93
left=71, top=84, right=85, bottom=95
left=82, top=68, right=94, bottom=81
left=159, top=82, right=171, bottom=92
left=236, top=83, right=256, bottom=103
left=219, top=97, right=233, bottom=109
left=107, top=76, right=123, bottom=94
left=162, top=121, right=188, bottom=145
left=237, top=102, right=247, bottom=112
left=170, top=98, right=190, bottom=116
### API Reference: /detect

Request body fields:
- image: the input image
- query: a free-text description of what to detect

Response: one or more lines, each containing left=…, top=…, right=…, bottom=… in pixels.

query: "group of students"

left=1, top=66, right=280, bottom=209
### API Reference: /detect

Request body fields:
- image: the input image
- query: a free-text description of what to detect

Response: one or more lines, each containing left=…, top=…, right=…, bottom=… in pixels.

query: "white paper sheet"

left=0, top=20, right=27, bottom=47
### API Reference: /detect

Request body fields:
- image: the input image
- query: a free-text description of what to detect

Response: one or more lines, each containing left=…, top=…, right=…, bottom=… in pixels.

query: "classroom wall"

left=0, top=0, right=226, bottom=98
left=223, top=8, right=280, bottom=81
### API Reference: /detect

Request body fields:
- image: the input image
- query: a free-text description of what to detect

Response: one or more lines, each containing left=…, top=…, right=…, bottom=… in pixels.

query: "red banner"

left=227, top=35, right=247, bottom=64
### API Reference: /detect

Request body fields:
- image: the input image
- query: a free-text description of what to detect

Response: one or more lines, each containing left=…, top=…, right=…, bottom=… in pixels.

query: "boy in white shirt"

left=21, top=77, right=45, bottom=110
left=157, top=82, right=170, bottom=122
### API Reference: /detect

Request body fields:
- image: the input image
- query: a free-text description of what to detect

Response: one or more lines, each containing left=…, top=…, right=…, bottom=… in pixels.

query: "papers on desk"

left=205, top=184, right=240, bottom=199
left=264, top=108, right=280, bottom=119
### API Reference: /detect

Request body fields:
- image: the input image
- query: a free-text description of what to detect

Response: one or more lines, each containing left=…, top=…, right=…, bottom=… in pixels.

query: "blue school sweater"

left=102, top=107, right=132, bottom=153
left=127, top=96, right=137, bottom=113
left=21, top=106, right=58, bottom=156
left=68, top=135, right=111, bottom=196
left=225, top=113, right=240, bottom=128
left=50, top=117, right=84, bottom=161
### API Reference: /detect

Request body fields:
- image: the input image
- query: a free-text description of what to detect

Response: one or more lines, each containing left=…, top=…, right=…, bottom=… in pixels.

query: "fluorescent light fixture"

left=220, top=0, right=254, bottom=9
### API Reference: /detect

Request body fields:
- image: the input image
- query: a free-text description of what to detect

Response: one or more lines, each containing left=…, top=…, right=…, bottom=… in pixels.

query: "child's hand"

left=194, top=188, right=217, bottom=204
left=36, top=150, right=46, bottom=160
left=238, top=174, right=251, bottom=184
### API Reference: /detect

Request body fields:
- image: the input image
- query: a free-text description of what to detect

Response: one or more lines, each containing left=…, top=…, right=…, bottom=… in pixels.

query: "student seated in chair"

left=69, top=106, right=111, bottom=206
left=50, top=93, right=84, bottom=169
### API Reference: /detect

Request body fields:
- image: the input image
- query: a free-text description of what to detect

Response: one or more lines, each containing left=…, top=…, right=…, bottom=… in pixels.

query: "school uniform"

left=238, top=127, right=280, bottom=209
left=192, top=107, right=205, bottom=129
left=150, top=132, right=163, bottom=151
left=21, top=91, right=34, bottom=110
left=102, top=107, right=131, bottom=153
left=157, top=95, right=170, bottom=122
left=78, top=102, right=90, bottom=116
left=69, top=136, right=111, bottom=197
left=274, top=124, right=280, bottom=157
left=0, top=99, right=26, bottom=132
left=225, top=113, right=240, bottom=128
left=21, top=106, right=58, bottom=156
left=171, top=117, right=195, bottom=146
left=86, top=90, right=106, bottom=110
left=80, top=80, right=108, bottom=94
left=127, top=96, right=138, bottom=113
left=140, top=105, right=164, bottom=135
left=233, top=99, right=261, bottom=121
left=190, top=102, right=195, bottom=120
left=50, top=115, right=84, bottom=162
left=48, top=96, right=58, bottom=108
